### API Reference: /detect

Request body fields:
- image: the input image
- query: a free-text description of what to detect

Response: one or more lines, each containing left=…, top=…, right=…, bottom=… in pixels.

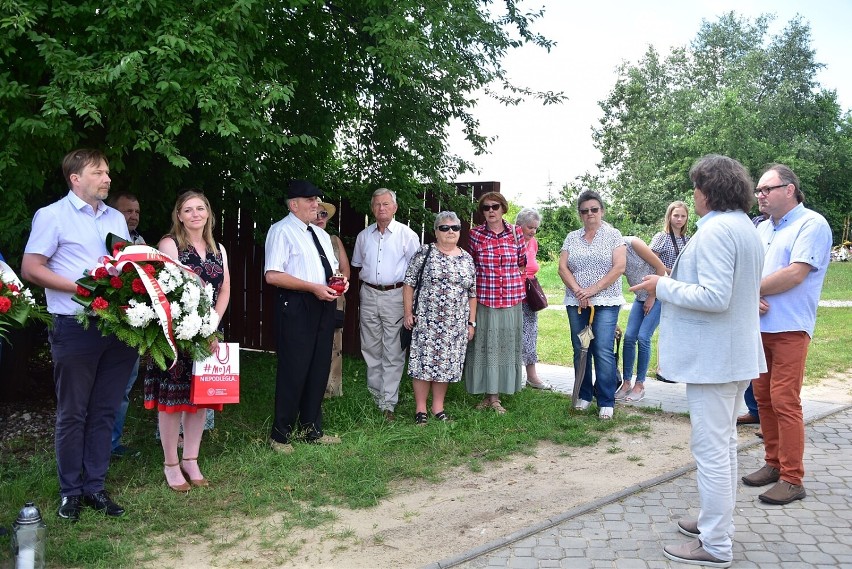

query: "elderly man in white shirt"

left=351, top=188, right=419, bottom=421
left=265, top=180, right=347, bottom=453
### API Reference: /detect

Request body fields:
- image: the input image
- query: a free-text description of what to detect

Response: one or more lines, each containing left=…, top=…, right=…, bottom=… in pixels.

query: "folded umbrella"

left=571, top=305, right=595, bottom=408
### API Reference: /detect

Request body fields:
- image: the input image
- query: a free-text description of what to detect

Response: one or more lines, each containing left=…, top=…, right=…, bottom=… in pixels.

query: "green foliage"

left=0, top=0, right=564, bottom=254
left=592, top=12, right=852, bottom=242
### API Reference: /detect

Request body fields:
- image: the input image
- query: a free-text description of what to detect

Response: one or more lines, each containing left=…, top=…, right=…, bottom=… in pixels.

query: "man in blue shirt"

left=742, top=164, right=833, bottom=505
left=22, top=149, right=138, bottom=521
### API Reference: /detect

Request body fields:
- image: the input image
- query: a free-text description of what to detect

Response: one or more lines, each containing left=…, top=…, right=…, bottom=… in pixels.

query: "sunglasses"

left=480, top=203, right=502, bottom=212
left=316, top=211, right=329, bottom=219
left=579, top=207, right=601, bottom=215
left=438, top=224, right=461, bottom=232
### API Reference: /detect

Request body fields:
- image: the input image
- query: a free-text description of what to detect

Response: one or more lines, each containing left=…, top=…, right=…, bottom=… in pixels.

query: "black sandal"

left=433, top=411, right=450, bottom=422
left=415, top=412, right=428, bottom=426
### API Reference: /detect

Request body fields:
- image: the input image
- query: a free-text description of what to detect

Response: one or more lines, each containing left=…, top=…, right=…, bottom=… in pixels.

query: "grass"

left=0, top=352, right=654, bottom=568
left=1, top=261, right=848, bottom=567
left=536, top=260, right=852, bottom=383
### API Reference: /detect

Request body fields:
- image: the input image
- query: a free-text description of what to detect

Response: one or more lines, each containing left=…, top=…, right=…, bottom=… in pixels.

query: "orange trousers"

left=753, top=331, right=810, bottom=486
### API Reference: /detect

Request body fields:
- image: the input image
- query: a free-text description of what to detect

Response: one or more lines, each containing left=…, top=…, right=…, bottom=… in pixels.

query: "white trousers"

left=359, top=285, right=406, bottom=411
left=686, top=379, right=749, bottom=561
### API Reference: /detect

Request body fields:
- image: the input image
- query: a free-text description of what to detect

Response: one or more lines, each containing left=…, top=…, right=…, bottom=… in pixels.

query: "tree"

left=593, top=12, right=852, bottom=241
left=0, top=0, right=564, bottom=255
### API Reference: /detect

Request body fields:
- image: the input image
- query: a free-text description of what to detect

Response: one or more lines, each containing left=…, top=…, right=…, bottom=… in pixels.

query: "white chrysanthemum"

left=169, top=300, right=183, bottom=321
left=180, top=281, right=201, bottom=312
left=126, top=299, right=157, bottom=328
left=199, top=310, right=219, bottom=337
left=0, top=271, right=13, bottom=284
left=204, top=282, right=214, bottom=303
left=175, top=312, right=203, bottom=340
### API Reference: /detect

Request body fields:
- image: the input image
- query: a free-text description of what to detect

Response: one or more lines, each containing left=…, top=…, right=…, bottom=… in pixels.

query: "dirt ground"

left=159, top=374, right=852, bottom=569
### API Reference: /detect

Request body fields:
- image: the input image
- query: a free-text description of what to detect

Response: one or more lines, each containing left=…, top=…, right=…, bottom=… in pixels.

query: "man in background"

left=106, top=192, right=146, bottom=457
left=743, top=163, right=833, bottom=505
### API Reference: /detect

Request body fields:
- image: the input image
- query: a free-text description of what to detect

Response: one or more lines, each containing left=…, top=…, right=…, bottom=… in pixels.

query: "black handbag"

left=401, top=245, right=433, bottom=350
left=525, top=276, right=548, bottom=312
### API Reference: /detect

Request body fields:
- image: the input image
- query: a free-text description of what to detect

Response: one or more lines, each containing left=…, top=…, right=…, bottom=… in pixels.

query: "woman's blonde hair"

left=169, top=190, right=218, bottom=255
left=663, top=201, right=689, bottom=237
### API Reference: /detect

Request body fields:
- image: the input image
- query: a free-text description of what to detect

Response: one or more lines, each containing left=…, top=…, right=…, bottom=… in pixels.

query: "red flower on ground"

left=0, top=296, right=11, bottom=313
left=94, top=267, right=109, bottom=279
left=110, top=277, right=124, bottom=289
left=131, top=278, right=146, bottom=294
left=76, top=285, right=92, bottom=297
left=91, top=297, right=109, bottom=311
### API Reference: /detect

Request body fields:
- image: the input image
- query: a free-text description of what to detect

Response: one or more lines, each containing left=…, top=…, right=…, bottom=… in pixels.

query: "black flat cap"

left=288, top=180, right=323, bottom=199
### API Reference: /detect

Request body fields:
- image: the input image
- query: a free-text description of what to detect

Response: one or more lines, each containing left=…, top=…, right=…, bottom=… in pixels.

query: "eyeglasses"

left=316, top=211, right=329, bottom=219
left=437, top=224, right=461, bottom=232
left=754, top=183, right=788, bottom=197
left=480, top=203, right=502, bottom=212
left=579, top=207, right=601, bottom=215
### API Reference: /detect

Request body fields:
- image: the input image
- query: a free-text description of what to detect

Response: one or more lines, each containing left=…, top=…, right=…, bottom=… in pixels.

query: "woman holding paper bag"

left=144, top=190, right=231, bottom=492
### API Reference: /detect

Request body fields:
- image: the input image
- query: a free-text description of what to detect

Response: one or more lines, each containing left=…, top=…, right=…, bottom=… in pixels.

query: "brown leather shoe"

left=759, top=480, right=806, bottom=505
left=742, top=464, right=780, bottom=487
left=663, top=539, right=731, bottom=568
left=736, top=413, right=759, bottom=425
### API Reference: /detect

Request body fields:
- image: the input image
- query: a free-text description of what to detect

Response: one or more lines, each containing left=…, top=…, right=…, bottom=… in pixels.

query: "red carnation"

left=94, top=267, right=109, bottom=279
left=76, top=285, right=92, bottom=297
left=91, top=297, right=109, bottom=311
left=6, top=283, right=19, bottom=293
left=0, top=296, right=11, bottom=313
left=122, top=264, right=134, bottom=273
left=143, top=264, right=157, bottom=276
left=131, top=278, right=146, bottom=294
left=110, top=277, right=124, bottom=289
left=0, top=282, right=4, bottom=291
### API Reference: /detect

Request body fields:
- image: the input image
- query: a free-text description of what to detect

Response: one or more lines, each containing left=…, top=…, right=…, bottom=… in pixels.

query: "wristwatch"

left=467, top=321, right=476, bottom=328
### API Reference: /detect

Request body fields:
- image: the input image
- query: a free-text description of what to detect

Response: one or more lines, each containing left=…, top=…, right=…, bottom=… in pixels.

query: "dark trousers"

left=271, top=290, right=335, bottom=444
left=49, top=316, right=137, bottom=496
left=744, top=381, right=760, bottom=421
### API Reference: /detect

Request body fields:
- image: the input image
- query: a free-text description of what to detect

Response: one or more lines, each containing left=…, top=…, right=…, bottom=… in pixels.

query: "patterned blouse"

left=650, top=231, right=689, bottom=271
left=561, top=224, right=626, bottom=307
left=468, top=221, right=526, bottom=308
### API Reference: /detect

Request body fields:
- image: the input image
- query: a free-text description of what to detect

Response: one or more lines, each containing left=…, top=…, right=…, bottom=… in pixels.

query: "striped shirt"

left=468, top=221, right=526, bottom=308
left=264, top=213, right=338, bottom=285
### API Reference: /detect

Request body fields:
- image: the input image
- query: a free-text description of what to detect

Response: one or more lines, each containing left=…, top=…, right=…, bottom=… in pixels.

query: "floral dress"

left=404, top=244, right=476, bottom=383
left=144, top=238, right=225, bottom=413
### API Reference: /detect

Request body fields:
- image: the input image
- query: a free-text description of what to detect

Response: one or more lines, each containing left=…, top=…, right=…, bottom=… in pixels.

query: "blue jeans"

left=566, top=305, right=620, bottom=408
left=112, top=357, right=140, bottom=451
left=743, top=381, right=760, bottom=421
left=622, top=298, right=661, bottom=384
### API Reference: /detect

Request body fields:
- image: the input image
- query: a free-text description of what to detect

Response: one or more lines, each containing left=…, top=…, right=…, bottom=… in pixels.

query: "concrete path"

left=425, top=364, right=852, bottom=569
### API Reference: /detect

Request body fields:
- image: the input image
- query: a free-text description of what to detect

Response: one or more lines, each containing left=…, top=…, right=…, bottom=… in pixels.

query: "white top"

left=264, top=213, right=339, bottom=285
left=25, top=191, right=131, bottom=315
left=351, top=219, right=420, bottom=285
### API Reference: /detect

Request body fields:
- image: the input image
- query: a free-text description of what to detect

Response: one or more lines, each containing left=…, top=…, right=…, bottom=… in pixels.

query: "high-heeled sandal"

left=164, top=462, right=191, bottom=493
left=180, top=457, right=210, bottom=487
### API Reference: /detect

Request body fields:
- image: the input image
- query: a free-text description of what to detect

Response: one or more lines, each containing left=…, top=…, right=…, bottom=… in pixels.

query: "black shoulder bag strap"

left=412, top=244, right=434, bottom=315
left=669, top=232, right=681, bottom=257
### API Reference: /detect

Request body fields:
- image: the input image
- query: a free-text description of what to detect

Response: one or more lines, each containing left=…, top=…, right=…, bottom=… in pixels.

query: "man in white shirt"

left=351, top=188, right=419, bottom=421
left=265, top=180, right=346, bottom=453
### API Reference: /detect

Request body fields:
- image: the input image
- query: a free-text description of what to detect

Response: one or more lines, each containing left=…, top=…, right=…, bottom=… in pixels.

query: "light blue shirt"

left=756, top=204, right=833, bottom=337
left=24, top=191, right=130, bottom=315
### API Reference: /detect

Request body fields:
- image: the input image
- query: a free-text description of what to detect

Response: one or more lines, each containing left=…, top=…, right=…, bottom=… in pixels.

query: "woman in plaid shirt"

left=463, top=192, right=526, bottom=414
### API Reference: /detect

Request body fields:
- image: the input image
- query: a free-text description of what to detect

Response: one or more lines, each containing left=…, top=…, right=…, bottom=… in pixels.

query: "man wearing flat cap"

left=264, top=180, right=348, bottom=453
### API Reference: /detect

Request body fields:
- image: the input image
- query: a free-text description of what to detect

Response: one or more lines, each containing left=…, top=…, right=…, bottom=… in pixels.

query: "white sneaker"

left=574, top=399, right=591, bottom=411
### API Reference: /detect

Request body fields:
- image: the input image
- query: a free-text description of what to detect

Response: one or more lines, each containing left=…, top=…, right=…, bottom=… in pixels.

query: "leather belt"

left=363, top=282, right=404, bottom=291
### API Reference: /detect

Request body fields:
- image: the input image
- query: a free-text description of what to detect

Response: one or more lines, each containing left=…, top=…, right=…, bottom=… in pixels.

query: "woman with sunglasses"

left=312, top=200, right=350, bottom=397
left=463, top=192, right=526, bottom=414
left=558, top=190, right=626, bottom=420
left=402, top=212, right=476, bottom=424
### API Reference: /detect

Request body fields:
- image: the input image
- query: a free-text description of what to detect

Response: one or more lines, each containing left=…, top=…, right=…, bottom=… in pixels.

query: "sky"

left=450, top=0, right=852, bottom=207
